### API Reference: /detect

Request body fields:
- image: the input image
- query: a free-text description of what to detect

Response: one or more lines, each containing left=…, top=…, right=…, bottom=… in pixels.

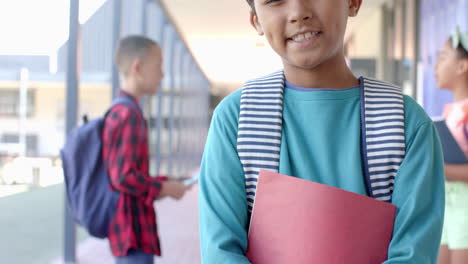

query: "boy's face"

left=250, top=0, right=361, bottom=72
left=137, top=45, right=164, bottom=95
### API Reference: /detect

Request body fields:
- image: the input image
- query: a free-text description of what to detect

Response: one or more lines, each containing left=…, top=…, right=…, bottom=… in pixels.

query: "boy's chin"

left=284, top=58, right=322, bottom=71
left=143, top=88, right=158, bottom=95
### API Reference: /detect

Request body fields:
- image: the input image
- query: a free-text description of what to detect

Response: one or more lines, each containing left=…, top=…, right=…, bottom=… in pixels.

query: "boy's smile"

left=250, top=0, right=362, bottom=87
left=286, top=30, right=322, bottom=49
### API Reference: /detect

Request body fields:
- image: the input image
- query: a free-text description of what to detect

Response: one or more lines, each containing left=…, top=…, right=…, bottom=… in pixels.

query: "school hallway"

left=0, top=0, right=466, bottom=263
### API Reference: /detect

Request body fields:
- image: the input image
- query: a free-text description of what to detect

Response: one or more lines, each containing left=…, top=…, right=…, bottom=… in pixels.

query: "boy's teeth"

left=292, top=32, right=316, bottom=41
left=294, top=34, right=305, bottom=41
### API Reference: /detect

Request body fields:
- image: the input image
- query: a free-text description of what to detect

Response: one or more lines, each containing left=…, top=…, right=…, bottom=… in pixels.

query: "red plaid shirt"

left=102, top=91, right=166, bottom=257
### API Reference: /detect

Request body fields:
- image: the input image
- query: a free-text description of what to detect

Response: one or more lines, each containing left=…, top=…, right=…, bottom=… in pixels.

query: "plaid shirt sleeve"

left=103, top=104, right=164, bottom=205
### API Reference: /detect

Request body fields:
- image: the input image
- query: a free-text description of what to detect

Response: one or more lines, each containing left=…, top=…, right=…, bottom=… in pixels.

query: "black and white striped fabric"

left=237, top=71, right=284, bottom=212
left=361, top=78, right=406, bottom=202
left=237, top=71, right=405, bottom=213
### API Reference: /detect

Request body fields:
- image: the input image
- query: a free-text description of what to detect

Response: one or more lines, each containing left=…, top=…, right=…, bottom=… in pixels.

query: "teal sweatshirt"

left=199, top=84, right=445, bottom=263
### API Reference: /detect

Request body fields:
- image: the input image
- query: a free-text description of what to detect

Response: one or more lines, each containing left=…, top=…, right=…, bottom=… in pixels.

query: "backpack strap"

left=237, top=72, right=406, bottom=214
left=360, top=77, right=406, bottom=202
left=463, top=123, right=468, bottom=143
left=237, top=70, right=285, bottom=213
left=107, top=96, right=146, bottom=140
left=81, top=96, right=141, bottom=125
left=107, top=96, right=142, bottom=116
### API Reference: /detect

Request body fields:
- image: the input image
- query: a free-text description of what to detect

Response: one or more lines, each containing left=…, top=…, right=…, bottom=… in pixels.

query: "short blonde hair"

left=115, top=35, right=159, bottom=76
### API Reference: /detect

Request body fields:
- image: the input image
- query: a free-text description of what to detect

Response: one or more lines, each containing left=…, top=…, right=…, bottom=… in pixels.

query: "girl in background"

left=435, top=26, right=468, bottom=264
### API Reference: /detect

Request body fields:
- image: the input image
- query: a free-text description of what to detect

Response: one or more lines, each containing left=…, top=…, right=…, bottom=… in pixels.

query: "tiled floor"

left=51, top=186, right=201, bottom=264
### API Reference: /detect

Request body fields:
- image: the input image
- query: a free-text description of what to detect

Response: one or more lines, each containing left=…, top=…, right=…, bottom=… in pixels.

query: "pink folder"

left=246, top=170, right=397, bottom=264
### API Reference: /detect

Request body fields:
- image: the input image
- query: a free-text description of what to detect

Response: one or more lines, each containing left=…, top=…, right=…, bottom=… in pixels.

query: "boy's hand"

left=159, top=180, right=191, bottom=200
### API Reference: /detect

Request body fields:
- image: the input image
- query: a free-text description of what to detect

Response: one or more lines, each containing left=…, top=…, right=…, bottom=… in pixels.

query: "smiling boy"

left=199, top=0, right=445, bottom=263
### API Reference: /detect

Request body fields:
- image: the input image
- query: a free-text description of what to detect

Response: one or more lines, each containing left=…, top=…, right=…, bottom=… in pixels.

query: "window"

left=1, top=133, right=38, bottom=156
left=0, top=89, right=35, bottom=117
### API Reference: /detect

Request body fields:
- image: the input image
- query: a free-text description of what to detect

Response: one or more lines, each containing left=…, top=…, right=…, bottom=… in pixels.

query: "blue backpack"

left=60, top=96, right=140, bottom=238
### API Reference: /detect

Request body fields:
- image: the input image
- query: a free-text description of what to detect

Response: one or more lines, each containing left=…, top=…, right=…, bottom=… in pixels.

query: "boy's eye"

left=265, top=0, right=280, bottom=4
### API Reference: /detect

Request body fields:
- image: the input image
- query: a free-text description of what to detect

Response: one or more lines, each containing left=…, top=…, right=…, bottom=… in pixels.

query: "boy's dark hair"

left=245, top=0, right=255, bottom=13
left=115, top=35, right=158, bottom=76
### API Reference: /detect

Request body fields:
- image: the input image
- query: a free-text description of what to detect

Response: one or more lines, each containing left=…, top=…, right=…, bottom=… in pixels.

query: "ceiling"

left=161, top=0, right=391, bottom=91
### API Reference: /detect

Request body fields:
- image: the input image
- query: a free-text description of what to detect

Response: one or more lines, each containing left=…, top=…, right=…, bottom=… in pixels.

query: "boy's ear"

left=250, top=12, right=264, bottom=36
left=348, top=0, right=363, bottom=17
left=129, top=59, right=142, bottom=76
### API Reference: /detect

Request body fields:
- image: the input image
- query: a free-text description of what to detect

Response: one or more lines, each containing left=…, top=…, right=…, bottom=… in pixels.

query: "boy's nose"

left=290, top=15, right=310, bottom=24
left=289, top=0, right=311, bottom=24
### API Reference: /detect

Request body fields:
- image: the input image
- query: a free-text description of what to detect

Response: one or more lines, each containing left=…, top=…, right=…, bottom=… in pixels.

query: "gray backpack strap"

left=237, top=70, right=285, bottom=213
left=361, top=77, right=406, bottom=203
